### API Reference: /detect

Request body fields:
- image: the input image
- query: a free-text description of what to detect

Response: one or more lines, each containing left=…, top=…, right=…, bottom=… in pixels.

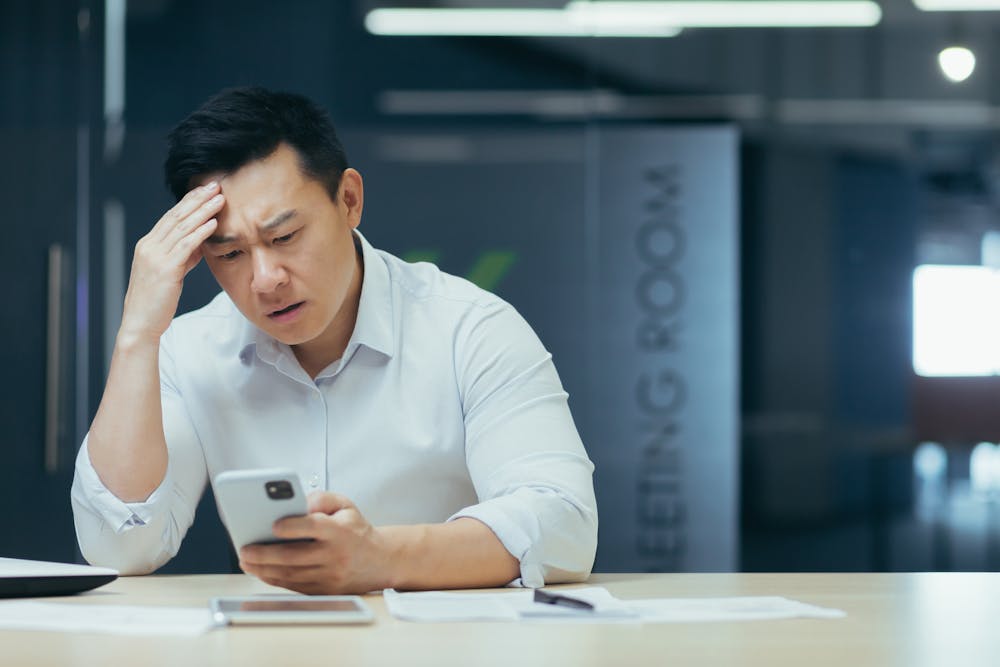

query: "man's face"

left=200, top=143, right=364, bottom=363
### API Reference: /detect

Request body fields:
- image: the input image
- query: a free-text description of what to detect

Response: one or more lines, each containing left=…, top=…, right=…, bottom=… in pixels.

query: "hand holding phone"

left=213, top=468, right=309, bottom=550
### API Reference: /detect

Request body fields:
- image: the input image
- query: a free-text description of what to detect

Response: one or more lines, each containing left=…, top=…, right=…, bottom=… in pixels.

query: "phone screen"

left=223, top=599, right=364, bottom=613
left=211, top=595, right=375, bottom=625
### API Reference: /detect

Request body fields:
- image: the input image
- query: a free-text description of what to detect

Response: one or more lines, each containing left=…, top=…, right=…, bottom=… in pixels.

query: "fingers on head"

left=151, top=184, right=222, bottom=240
left=170, top=196, right=223, bottom=241
left=168, top=217, right=217, bottom=262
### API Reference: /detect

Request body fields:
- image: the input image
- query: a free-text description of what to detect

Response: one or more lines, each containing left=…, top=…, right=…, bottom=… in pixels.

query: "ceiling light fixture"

left=565, top=1, right=882, bottom=28
left=914, top=0, right=1000, bottom=10
left=365, top=1, right=883, bottom=37
left=364, top=8, right=681, bottom=38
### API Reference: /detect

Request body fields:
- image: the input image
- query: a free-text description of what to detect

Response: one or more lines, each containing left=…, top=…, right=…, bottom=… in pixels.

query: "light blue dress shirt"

left=71, top=233, right=598, bottom=587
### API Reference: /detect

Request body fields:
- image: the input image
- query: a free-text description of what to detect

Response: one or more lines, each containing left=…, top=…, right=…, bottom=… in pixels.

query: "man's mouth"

left=267, top=302, right=304, bottom=318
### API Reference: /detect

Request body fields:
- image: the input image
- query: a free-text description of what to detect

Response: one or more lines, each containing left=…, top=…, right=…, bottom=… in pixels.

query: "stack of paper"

left=0, top=601, right=217, bottom=636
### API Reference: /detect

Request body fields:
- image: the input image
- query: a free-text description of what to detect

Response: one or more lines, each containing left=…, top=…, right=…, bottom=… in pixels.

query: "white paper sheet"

left=628, top=596, right=847, bottom=622
left=0, top=601, right=217, bottom=636
left=384, top=587, right=845, bottom=624
left=384, top=587, right=635, bottom=623
left=384, top=589, right=522, bottom=622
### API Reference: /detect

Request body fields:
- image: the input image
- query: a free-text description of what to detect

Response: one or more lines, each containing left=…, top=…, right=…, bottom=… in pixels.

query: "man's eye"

left=219, top=249, right=242, bottom=261
left=274, top=231, right=297, bottom=244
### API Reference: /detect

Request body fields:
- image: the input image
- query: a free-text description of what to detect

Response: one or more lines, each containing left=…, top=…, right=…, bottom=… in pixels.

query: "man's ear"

left=339, top=168, right=364, bottom=230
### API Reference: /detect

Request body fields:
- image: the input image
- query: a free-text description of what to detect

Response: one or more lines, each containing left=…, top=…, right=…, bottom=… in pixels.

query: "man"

left=71, top=87, right=597, bottom=594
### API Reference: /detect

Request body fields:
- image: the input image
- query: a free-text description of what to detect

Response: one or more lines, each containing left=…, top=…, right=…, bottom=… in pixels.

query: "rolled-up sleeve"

left=449, top=302, right=598, bottom=588
left=70, top=334, right=208, bottom=574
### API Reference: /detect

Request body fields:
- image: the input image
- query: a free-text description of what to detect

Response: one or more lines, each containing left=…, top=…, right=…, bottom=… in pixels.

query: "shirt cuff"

left=74, top=437, right=173, bottom=534
left=448, top=494, right=545, bottom=589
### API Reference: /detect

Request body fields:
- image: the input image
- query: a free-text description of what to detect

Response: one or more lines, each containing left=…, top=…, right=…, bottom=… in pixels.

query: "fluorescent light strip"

left=566, top=1, right=882, bottom=28
left=914, top=0, right=1000, bottom=10
left=376, top=89, right=1000, bottom=128
left=777, top=99, right=997, bottom=126
left=365, top=2, right=882, bottom=36
left=377, top=89, right=765, bottom=120
left=365, top=9, right=681, bottom=37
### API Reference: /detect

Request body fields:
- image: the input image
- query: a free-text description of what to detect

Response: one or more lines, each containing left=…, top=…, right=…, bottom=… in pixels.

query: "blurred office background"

left=3, top=0, right=1000, bottom=575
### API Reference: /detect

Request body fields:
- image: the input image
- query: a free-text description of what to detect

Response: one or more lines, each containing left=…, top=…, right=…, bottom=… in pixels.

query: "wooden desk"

left=3, top=572, right=999, bottom=667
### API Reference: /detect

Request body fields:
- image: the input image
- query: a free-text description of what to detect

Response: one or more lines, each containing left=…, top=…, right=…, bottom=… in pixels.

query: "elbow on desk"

left=533, top=502, right=598, bottom=586
left=73, top=513, right=173, bottom=576
left=78, top=538, right=165, bottom=576
left=70, top=474, right=171, bottom=575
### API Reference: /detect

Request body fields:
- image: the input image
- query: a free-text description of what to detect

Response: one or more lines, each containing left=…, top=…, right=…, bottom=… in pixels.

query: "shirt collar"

left=236, top=230, right=395, bottom=367
left=345, top=230, right=395, bottom=360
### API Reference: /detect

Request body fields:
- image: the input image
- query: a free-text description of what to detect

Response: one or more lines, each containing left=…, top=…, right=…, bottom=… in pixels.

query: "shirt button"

left=309, top=475, right=319, bottom=488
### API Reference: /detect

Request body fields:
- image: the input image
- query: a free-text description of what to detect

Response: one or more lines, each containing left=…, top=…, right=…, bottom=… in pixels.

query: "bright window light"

left=914, top=442, right=947, bottom=481
left=913, top=265, right=1000, bottom=376
left=913, top=441, right=948, bottom=518
left=970, top=442, right=1000, bottom=495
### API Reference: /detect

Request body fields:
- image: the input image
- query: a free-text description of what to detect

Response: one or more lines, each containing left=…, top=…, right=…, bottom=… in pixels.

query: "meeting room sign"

left=592, top=127, right=739, bottom=573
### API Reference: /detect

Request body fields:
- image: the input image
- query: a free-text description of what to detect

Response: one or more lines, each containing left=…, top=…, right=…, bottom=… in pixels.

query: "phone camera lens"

left=265, top=480, right=294, bottom=500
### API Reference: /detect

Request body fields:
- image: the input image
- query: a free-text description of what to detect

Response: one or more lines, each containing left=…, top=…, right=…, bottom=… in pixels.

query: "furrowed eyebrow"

left=205, top=209, right=298, bottom=245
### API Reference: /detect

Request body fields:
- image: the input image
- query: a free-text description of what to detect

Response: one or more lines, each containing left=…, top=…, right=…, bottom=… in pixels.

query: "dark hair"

left=164, top=87, right=348, bottom=201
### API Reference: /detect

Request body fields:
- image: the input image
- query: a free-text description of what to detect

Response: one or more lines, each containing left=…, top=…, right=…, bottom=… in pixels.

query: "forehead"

left=193, top=143, right=307, bottom=191
left=221, top=145, right=308, bottom=201
left=210, top=146, right=326, bottom=234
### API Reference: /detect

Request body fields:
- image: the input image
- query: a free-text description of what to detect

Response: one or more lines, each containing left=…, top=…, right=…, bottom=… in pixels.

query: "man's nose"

left=250, top=249, right=288, bottom=293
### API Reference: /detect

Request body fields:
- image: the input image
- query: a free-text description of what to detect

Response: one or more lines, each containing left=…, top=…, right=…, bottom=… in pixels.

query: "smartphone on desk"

left=210, top=595, right=375, bottom=625
left=213, top=468, right=310, bottom=550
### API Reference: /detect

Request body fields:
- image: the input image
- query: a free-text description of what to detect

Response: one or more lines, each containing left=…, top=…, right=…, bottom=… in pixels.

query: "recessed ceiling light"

left=938, top=46, right=976, bottom=83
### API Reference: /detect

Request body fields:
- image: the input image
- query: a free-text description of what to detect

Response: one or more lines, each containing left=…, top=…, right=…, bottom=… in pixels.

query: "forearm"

left=86, top=181, right=223, bottom=503
left=380, top=518, right=520, bottom=590
left=86, top=333, right=168, bottom=502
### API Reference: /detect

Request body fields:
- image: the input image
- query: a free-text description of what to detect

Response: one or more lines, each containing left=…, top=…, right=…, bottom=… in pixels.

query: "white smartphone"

left=213, top=468, right=310, bottom=550
left=210, top=595, right=375, bottom=625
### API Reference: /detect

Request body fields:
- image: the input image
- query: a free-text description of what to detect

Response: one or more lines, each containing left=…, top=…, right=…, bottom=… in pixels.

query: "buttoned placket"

left=310, top=378, right=331, bottom=492
left=256, top=341, right=331, bottom=494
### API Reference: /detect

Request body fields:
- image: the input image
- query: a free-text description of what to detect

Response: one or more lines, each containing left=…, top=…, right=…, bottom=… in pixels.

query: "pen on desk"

left=533, top=589, right=595, bottom=611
